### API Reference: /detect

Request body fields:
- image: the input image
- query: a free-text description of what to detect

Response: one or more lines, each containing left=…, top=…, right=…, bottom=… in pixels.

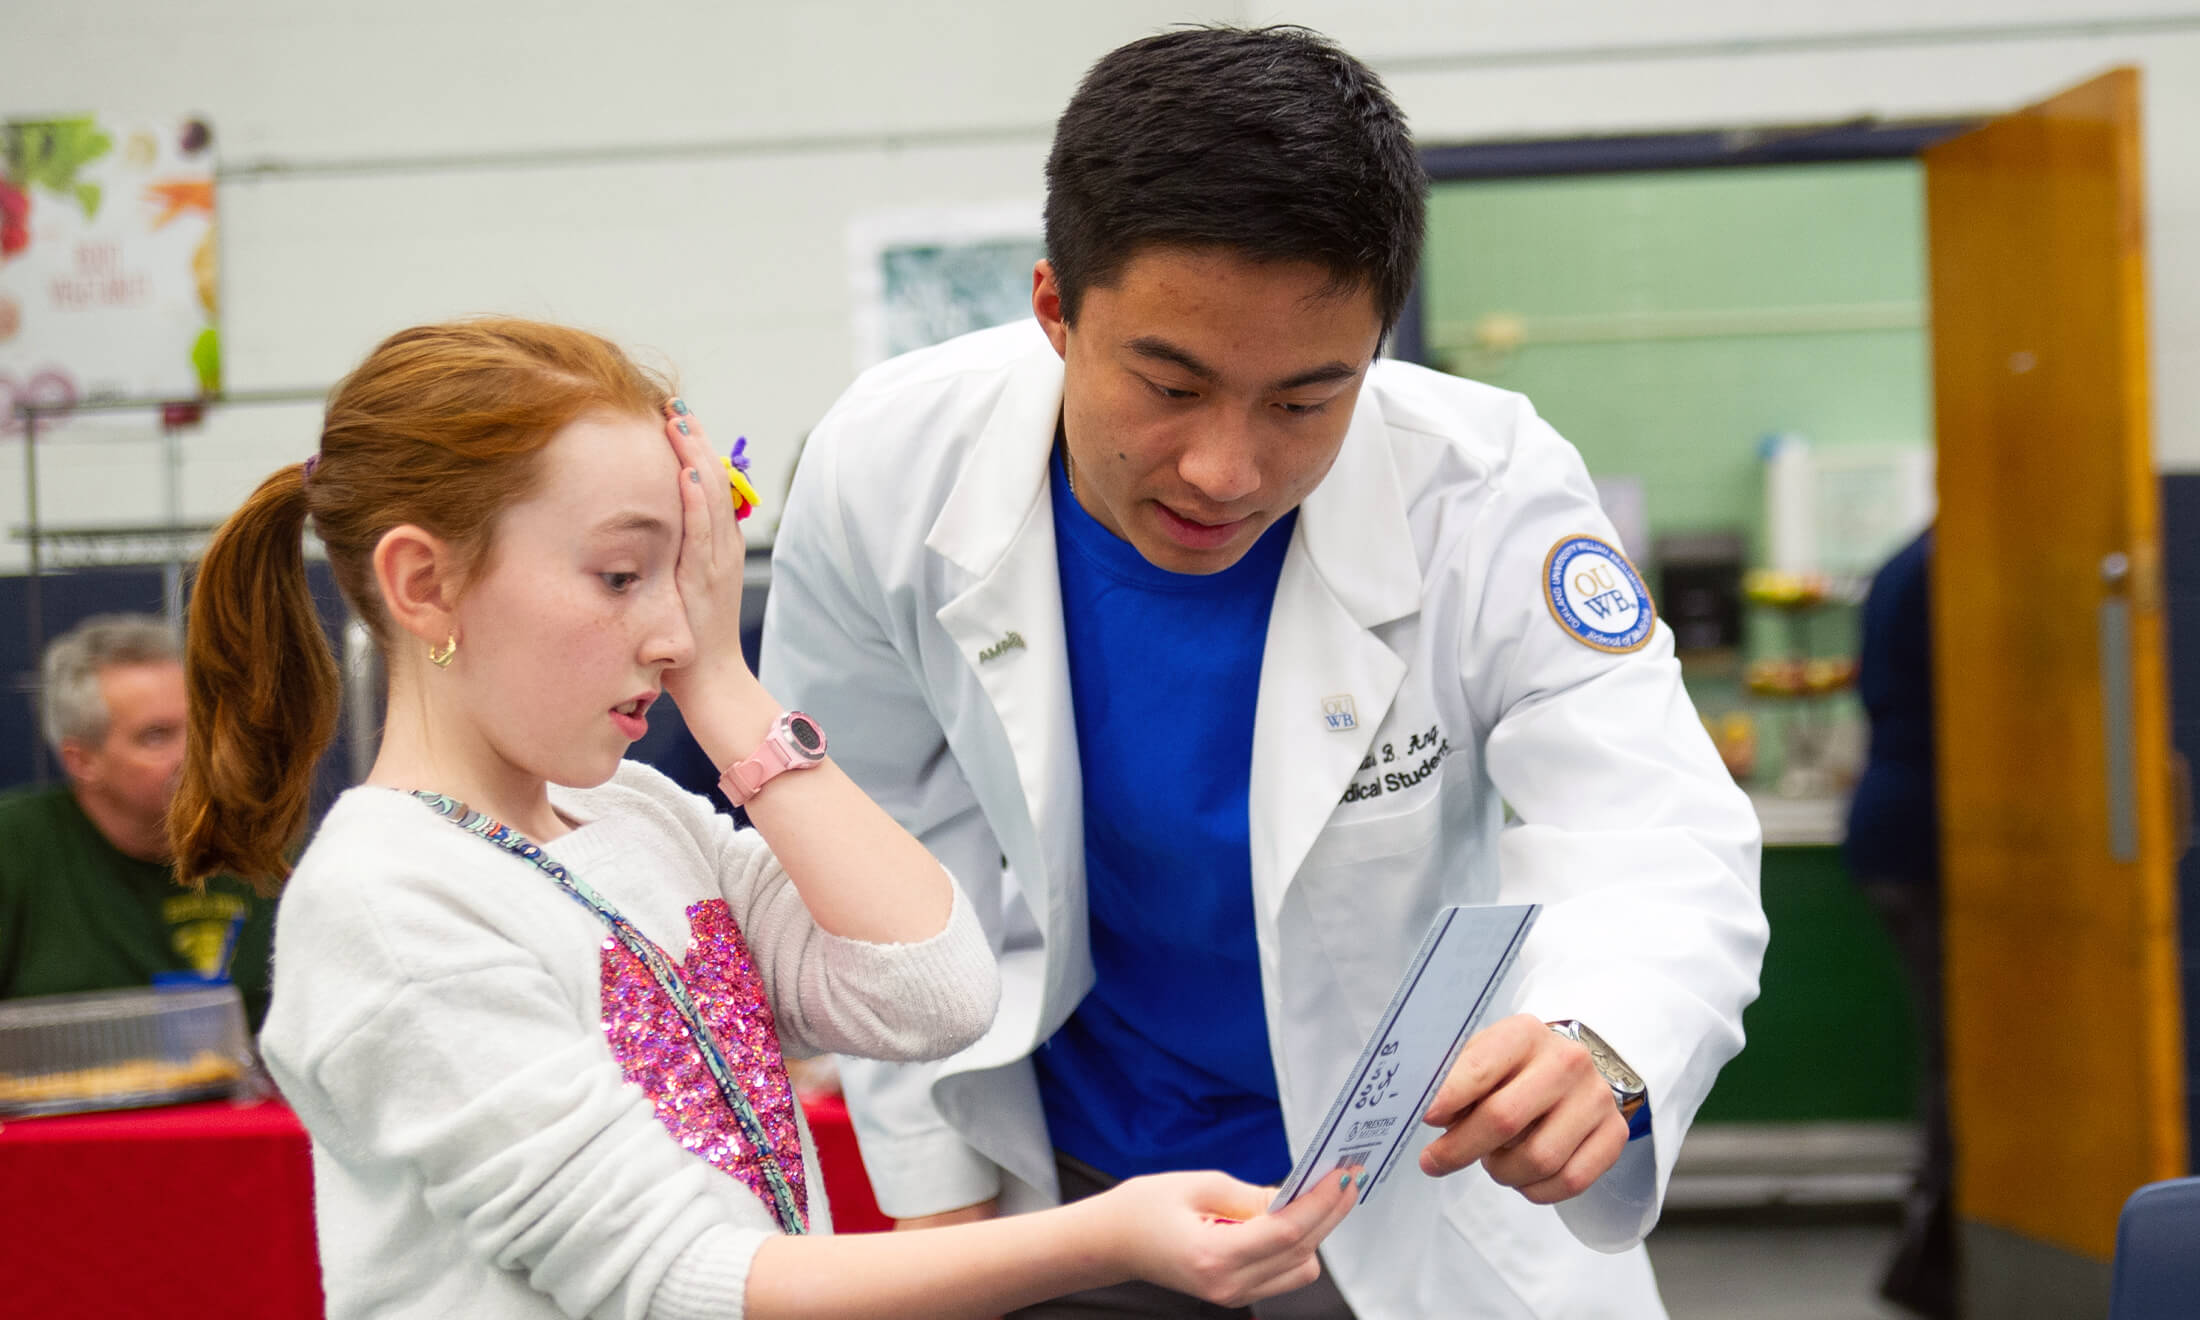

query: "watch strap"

left=719, top=711, right=825, bottom=806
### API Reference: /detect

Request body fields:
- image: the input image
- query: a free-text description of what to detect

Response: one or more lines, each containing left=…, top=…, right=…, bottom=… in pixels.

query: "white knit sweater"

left=259, top=760, right=999, bottom=1320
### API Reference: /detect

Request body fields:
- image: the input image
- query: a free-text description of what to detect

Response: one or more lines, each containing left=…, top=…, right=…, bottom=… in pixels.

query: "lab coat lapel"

left=1248, top=388, right=1421, bottom=921
left=926, top=343, right=1081, bottom=955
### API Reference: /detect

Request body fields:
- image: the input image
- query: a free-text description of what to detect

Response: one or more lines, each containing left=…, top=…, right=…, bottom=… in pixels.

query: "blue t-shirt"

left=1032, top=448, right=1296, bottom=1183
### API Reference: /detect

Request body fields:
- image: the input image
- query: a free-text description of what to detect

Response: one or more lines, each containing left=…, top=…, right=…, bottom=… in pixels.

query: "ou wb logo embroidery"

left=1542, top=535, right=1654, bottom=654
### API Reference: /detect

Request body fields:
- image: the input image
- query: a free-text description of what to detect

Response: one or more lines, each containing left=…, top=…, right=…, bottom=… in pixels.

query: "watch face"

left=1578, top=1026, right=1644, bottom=1093
left=786, top=714, right=825, bottom=757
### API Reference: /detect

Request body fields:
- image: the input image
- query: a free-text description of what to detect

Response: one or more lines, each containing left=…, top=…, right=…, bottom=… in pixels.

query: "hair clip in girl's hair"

left=722, top=436, right=760, bottom=520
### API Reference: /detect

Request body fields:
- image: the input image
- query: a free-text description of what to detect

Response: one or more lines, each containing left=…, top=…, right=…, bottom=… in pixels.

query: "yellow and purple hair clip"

left=721, top=435, right=761, bottom=520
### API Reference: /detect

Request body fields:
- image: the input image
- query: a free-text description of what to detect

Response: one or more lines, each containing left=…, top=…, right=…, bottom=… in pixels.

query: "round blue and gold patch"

left=1542, top=535, right=1654, bottom=654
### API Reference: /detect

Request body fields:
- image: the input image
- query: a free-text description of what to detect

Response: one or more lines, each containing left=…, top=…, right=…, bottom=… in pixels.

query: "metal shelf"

left=9, top=391, right=327, bottom=783
left=7, top=522, right=223, bottom=570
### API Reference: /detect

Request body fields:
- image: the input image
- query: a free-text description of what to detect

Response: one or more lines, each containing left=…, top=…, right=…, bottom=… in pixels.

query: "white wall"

left=4, top=1, right=2196, bottom=573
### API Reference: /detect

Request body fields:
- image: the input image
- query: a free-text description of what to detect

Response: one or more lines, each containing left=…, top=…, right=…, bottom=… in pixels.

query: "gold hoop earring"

left=428, top=635, right=458, bottom=668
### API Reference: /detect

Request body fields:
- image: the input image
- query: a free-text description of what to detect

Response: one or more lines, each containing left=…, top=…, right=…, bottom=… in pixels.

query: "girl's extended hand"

left=661, top=400, right=753, bottom=703
left=1089, top=1168, right=1359, bottom=1308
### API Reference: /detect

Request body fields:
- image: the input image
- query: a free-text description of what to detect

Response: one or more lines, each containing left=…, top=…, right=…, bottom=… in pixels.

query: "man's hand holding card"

left=1417, top=1012, right=1632, bottom=1205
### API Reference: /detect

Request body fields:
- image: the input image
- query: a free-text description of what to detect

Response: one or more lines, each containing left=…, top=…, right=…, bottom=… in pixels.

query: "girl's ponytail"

left=169, top=460, right=341, bottom=892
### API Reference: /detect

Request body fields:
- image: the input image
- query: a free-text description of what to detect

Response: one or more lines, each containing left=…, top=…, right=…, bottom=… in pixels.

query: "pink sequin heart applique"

left=599, top=898, right=807, bottom=1221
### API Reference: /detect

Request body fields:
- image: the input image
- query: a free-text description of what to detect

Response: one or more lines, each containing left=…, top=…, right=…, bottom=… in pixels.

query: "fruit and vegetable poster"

left=1, top=116, right=219, bottom=431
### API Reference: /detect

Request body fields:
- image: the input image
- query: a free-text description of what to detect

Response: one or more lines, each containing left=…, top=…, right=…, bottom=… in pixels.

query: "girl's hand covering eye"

left=660, top=401, right=752, bottom=700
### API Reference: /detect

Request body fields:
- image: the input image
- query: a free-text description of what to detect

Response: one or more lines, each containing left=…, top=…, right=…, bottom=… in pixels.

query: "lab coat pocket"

left=1435, top=1171, right=1545, bottom=1316
left=1438, top=1174, right=1669, bottom=1318
left=1292, top=792, right=1447, bottom=1036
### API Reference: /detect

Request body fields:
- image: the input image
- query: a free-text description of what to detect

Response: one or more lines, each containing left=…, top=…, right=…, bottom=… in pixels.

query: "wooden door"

left=1925, top=66, right=2183, bottom=1311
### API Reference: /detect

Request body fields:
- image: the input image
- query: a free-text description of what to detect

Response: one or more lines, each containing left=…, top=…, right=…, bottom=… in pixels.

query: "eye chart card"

left=1271, top=903, right=1539, bottom=1211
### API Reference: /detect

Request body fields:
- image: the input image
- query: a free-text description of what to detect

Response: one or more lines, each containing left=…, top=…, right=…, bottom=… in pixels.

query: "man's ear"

left=1032, top=259, right=1070, bottom=361
left=56, top=736, right=97, bottom=788
left=372, top=524, right=461, bottom=649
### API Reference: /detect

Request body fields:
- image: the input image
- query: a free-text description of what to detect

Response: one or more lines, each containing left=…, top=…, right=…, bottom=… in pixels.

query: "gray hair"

left=39, top=614, right=182, bottom=753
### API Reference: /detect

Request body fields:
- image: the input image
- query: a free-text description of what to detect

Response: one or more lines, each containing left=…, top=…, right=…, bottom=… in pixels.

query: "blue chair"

left=2110, top=1176, right=2200, bottom=1319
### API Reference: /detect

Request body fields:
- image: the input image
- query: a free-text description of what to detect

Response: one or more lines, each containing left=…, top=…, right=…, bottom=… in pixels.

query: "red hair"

left=170, top=319, right=671, bottom=890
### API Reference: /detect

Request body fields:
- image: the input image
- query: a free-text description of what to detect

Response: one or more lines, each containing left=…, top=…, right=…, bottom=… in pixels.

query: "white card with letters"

left=1270, top=903, right=1540, bottom=1211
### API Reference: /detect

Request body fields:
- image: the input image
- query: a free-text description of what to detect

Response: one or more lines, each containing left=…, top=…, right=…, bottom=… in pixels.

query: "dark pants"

left=1862, top=881, right=1955, bottom=1319
left=1005, top=1153, right=1358, bottom=1320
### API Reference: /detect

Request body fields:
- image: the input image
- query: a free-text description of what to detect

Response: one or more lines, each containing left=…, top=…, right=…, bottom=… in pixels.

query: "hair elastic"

left=724, top=435, right=759, bottom=520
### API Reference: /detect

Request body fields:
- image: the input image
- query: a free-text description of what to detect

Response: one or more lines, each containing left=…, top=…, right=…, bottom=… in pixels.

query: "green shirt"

left=0, top=783, right=275, bottom=1029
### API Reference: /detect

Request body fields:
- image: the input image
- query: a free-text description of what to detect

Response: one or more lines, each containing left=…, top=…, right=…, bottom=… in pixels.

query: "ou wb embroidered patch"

left=1542, top=535, right=1654, bottom=654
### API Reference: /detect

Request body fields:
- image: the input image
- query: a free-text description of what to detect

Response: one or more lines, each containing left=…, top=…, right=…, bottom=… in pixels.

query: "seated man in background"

left=0, top=614, right=273, bottom=1027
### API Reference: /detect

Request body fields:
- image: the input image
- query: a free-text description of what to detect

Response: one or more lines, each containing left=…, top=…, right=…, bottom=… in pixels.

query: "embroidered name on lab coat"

left=978, top=631, right=1026, bottom=663
left=1338, top=720, right=1451, bottom=805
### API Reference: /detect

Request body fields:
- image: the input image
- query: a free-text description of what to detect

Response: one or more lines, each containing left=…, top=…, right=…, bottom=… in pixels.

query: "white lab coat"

left=761, top=322, right=1766, bottom=1318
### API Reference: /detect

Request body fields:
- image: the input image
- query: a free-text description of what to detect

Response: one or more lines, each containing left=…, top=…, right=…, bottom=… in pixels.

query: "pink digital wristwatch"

left=719, top=711, right=828, bottom=805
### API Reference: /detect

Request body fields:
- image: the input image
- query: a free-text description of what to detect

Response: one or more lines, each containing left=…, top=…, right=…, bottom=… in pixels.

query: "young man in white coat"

left=761, top=25, right=1766, bottom=1319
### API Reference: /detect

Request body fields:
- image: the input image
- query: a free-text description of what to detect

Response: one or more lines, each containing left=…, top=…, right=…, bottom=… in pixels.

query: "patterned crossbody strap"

left=411, top=791, right=808, bottom=1236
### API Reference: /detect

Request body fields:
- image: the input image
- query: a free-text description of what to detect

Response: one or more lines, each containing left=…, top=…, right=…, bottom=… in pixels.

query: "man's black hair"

left=1043, top=25, right=1428, bottom=337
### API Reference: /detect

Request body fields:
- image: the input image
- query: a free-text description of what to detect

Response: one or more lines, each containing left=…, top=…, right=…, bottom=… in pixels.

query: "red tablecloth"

left=0, top=1098, right=322, bottom=1319
left=0, top=1091, right=887, bottom=1315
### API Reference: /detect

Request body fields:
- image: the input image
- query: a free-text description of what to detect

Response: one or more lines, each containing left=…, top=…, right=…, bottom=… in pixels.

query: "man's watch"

left=719, top=711, right=828, bottom=805
left=1547, top=1019, right=1653, bottom=1142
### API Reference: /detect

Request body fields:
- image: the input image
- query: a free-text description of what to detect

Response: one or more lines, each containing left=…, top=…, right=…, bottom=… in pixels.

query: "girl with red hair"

left=172, top=319, right=1353, bottom=1320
